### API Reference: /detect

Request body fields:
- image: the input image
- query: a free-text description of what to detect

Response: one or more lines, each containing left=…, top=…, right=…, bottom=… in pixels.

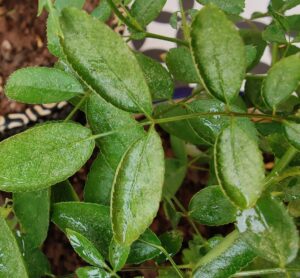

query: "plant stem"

left=233, top=268, right=286, bottom=277
left=271, top=43, right=279, bottom=66
left=106, top=0, right=143, bottom=32
left=64, top=92, right=90, bottom=122
left=144, top=32, right=188, bottom=46
left=179, top=0, right=190, bottom=41
left=172, top=196, right=207, bottom=246
left=264, top=146, right=298, bottom=188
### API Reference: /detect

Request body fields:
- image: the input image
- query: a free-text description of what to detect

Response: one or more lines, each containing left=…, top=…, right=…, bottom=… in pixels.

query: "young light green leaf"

left=215, top=121, right=265, bottom=208
left=59, top=8, right=152, bottom=114
left=237, top=196, right=299, bottom=265
left=5, top=67, right=84, bottom=104
left=188, top=185, right=237, bottom=226
left=52, top=202, right=112, bottom=258
left=127, top=229, right=162, bottom=264
left=54, top=0, right=85, bottom=11
left=85, top=93, right=145, bottom=205
left=91, top=0, right=112, bottom=21
left=131, top=0, right=167, bottom=27
left=166, top=47, right=200, bottom=84
left=262, top=54, right=300, bottom=110
left=0, top=122, right=94, bottom=192
left=191, top=5, right=246, bottom=103
left=66, top=229, right=107, bottom=268
left=13, top=189, right=50, bottom=249
left=135, top=52, right=174, bottom=100
left=284, top=121, right=300, bottom=150
left=109, top=238, right=130, bottom=271
left=196, top=0, right=245, bottom=14
left=76, top=267, right=110, bottom=278
left=112, top=128, right=165, bottom=246
left=193, top=230, right=256, bottom=278
left=0, top=216, right=29, bottom=278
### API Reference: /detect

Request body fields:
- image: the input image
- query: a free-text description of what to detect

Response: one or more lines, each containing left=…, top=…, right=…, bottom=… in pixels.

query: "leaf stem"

left=144, top=32, right=188, bottom=46
left=179, top=0, right=190, bottom=41
left=140, top=240, right=184, bottom=278
left=64, top=92, right=90, bottom=122
left=232, top=267, right=300, bottom=276
left=271, top=43, right=279, bottom=66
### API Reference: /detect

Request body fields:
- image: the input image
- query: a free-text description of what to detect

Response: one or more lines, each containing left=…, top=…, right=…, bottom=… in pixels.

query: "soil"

left=0, top=1, right=234, bottom=277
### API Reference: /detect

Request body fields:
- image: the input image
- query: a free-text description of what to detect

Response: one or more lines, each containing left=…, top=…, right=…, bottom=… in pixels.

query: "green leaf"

left=52, top=202, right=112, bottom=258
left=47, top=8, right=64, bottom=58
left=54, top=0, right=85, bottom=11
left=85, top=93, right=144, bottom=205
left=284, top=121, right=300, bottom=150
left=38, top=0, right=47, bottom=16
left=5, top=67, right=84, bottom=104
left=196, top=0, right=245, bottom=14
left=76, top=267, right=110, bottom=278
left=109, top=238, right=130, bottom=271
left=111, top=128, right=164, bottom=246
left=244, top=45, right=257, bottom=70
left=135, top=52, right=174, bottom=101
left=193, top=230, right=256, bottom=278
left=156, top=231, right=183, bottom=263
left=66, top=229, right=107, bottom=268
left=51, top=180, right=79, bottom=203
left=188, top=185, right=237, bottom=226
left=163, top=201, right=181, bottom=228
left=0, top=122, right=94, bottom=192
left=166, top=47, right=200, bottom=84
left=13, top=189, right=50, bottom=249
left=191, top=5, right=246, bottom=103
left=182, top=235, right=206, bottom=265
left=0, top=216, right=28, bottom=278
left=262, top=54, right=300, bottom=110
left=170, top=135, right=187, bottom=162
left=131, top=0, right=167, bottom=27
left=262, top=23, right=287, bottom=43
left=91, top=0, right=112, bottom=21
left=240, top=29, right=267, bottom=71
left=127, top=229, right=161, bottom=264
left=60, top=8, right=152, bottom=114
left=236, top=196, right=299, bottom=265
left=215, top=121, right=265, bottom=208
left=163, top=158, right=187, bottom=198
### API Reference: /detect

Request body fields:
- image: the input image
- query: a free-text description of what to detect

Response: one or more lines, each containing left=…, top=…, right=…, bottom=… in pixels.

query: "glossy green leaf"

left=13, top=189, right=50, bottom=249
left=91, top=0, right=112, bottom=21
left=236, top=196, right=299, bottom=265
left=193, top=230, right=256, bottom=278
left=196, top=0, right=245, bottom=14
left=0, top=122, right=94, bottom=192
left=163, top=158, right=187, bottom=198
left=66, top=229, right=107, bottom=268
left=262, top=54, right=300, bottom=110
left=135, top=52, right=174, bottom=100
left=76, top=267, right=110, bottom=278
left=127, top=229, right=161, bottom=264
left=5, top=67, right=84, bottom=104
left=284, top=121, right=300, bottom=150
left=59, top=8, right=152, bottom=114
left=85, top=93, right=144, bottom=205
left=112, top=128, right=165, bottom=246
left=109, top=238, right=130, bottom=271
left=156, top=231, right=183, bottom=263
left=240, top=29, right=267, bottom=70
left=166, top=47, right=200, bottom=83
left=52, top=202, right=112, bottom=258
left=215, top=121, right=265, bottom=208
left=55, top=0, right=85, bottom=11
left=0, top=216, right=28, bottom=278
left=131, top=0, right=167, bottom=27
left=51, top=180, right=79, bottom=203
left=262, top=23, right=287, bottom=43
left=189, top=185, right=237, bottom=226
left=191, top=5, right=246, bottom=103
